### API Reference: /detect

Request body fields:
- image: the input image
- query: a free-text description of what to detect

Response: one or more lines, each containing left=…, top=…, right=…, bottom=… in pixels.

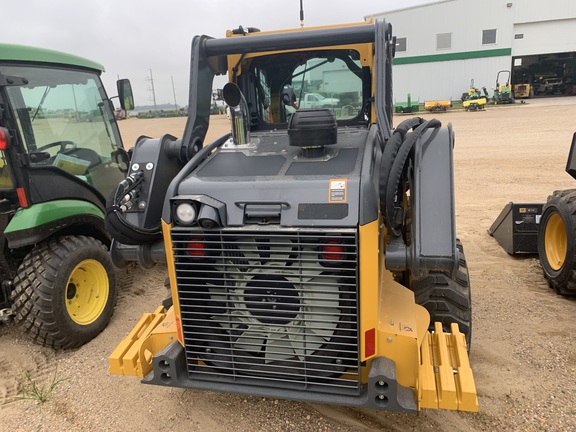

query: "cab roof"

left=0, top=43, right=104, bottom=72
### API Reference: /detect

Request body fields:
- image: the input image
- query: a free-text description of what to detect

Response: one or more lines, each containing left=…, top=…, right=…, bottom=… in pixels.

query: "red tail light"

left=186, top=238, right=206, bottom=257
left=322, top=240, right=344, bottom=260
left=175, top=315, right=184, bottom=345
left=0, top=127, right=8, bottom=151
left=365, top=328, right=376, bottom=358
left=16, top=187, right=29, bottom=208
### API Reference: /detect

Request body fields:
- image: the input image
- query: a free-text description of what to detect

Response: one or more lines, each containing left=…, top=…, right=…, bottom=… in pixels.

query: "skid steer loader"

left=106, top=19, right=478, bottom=412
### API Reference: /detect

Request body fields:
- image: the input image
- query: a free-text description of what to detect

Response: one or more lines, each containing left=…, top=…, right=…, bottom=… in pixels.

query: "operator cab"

left=0, top=64, right=130, bottom=198
left=234, top=49, right=371, bottom=130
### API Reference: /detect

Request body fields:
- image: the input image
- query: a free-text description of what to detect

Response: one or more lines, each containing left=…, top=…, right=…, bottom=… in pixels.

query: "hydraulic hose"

left=105, top=172, right=162, bottom=245
left=380, top=117, right=442, bottom=235
left=379, top=117, right=423, bottom=203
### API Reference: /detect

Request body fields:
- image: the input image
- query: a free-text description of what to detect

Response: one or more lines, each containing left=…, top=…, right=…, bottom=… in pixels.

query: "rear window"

left=238, top=49, right=367, bottom=128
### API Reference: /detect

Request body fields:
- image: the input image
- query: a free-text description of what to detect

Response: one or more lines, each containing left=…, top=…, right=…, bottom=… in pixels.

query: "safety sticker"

left=329, top=178, right=347, bottom=202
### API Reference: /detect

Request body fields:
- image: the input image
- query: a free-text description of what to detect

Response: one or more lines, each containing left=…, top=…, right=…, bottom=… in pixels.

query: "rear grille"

left=171, top=227, right=360, bottom=395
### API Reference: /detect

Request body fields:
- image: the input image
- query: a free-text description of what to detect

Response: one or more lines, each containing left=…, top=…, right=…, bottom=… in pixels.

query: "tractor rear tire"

left=537, top=189, right=576, bottom=296
left=411, top=240, right=472, bottom=347
left=11, top=235, right=118, bottom=349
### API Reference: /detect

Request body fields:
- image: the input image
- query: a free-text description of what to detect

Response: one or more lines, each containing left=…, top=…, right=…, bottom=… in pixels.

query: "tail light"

left=322, top=240, right=345, bottom=261
left=186, top=237, right=206, bottom=257
left=0, top=127, right=8, bottom=151
left=17, top=187, right=29, bottom=208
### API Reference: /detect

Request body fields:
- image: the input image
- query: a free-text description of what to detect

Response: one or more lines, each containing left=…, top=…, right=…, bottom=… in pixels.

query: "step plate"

left=419, top=322, right=478, bottom=412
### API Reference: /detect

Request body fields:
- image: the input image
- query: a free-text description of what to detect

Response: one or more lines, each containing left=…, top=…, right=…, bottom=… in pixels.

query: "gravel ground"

left=1, top=98, right=575, bottom=431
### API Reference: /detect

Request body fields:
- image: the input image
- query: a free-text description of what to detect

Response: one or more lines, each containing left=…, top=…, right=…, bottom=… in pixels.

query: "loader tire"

left=10, top=235, right=118, bottom=349
left=537, top=189, right=576, bottom=296
left=411, top=240, right=472, bottom=347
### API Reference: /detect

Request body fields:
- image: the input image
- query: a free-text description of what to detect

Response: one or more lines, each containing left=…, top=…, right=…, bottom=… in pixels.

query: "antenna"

left=300, top=0, right=304, bottom=27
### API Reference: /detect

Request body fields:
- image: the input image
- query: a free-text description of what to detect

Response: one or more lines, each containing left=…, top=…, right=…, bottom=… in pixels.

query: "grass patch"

left=2, top=368, right=67, bottom=405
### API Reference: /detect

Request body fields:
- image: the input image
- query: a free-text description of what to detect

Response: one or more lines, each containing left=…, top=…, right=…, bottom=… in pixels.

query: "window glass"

left=0, top=65, right=123, bottom=177
left=482, top=29, right=497, bottom=45
left=244, top=50, right=365, bottom=125
left=436, top=33, right=452, bottom=50
left=0, top=151, right=13, bottom=189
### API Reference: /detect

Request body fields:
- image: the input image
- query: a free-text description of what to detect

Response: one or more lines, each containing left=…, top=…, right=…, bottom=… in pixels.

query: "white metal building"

left=369, top=0, right=576, bottom=103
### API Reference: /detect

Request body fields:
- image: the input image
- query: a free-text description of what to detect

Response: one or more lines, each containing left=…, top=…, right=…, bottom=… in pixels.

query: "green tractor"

left=491, top=70, right=514, bottom=105
left=0, top=44, right=132, bottom=349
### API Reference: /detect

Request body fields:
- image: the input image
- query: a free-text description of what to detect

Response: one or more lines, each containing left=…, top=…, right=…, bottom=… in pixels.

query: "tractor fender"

left=4, top=199, right=108, bottom=249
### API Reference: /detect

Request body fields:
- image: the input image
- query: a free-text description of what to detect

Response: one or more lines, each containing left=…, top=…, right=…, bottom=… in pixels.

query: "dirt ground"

left=1, top=99, right=575, bottom=432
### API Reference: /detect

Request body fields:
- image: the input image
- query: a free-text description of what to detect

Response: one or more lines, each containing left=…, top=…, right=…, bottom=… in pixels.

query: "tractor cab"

left=0, top=58, right=131, bottom=209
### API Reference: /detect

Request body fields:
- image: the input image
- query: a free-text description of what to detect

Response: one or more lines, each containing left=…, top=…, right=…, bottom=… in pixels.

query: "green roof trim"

left=0, top=43, right=104, bottom=72
left=393, top=48, right=512, bottom=65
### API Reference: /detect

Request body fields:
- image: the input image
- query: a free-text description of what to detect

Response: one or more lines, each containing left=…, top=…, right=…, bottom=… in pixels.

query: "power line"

left=145, top=69, right=158, bottom=114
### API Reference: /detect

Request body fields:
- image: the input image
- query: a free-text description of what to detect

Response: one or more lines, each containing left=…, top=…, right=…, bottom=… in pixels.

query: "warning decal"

left=329, top=178, right=347, bottom=203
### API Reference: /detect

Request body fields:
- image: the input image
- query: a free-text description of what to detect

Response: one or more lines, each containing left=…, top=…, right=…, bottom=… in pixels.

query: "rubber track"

left=10, top=235, right=114, bottom=349
left=411, top=240, right=472, bottom=346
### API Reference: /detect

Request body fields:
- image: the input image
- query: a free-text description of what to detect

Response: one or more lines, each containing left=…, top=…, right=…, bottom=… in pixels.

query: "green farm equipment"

left=462, top=80, right=488, bottom=111
left=491, top=70, right=514, bottom=105
left=0, top=44, right=132, bottom=348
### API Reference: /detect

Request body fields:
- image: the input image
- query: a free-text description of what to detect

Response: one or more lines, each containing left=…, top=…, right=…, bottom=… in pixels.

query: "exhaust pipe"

left=223, top=82, right=250, bottom=145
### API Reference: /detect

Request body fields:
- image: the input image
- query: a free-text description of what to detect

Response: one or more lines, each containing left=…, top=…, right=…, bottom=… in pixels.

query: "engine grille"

left=171, top=227, right=360, bottom=395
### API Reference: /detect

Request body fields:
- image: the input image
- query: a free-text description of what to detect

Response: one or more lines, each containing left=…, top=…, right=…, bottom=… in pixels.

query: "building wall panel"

left=514, top=0, right=576, bottom=23
left=392, top=56, right=511, bottom=102
left=513, top=20, right=576, bottom=56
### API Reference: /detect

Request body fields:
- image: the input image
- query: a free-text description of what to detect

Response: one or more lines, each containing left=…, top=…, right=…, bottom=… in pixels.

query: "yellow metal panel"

left=448, top=323, right=479, bottom=411
left=358, top=220, right=380, bottom=361
left=418, top=323, right=478, bottom=412
left=376, top=268, right=424, bottom=389
left=463, top=98, right=487, bottom=108
left=432, top=322, right=458, bottom=410
left=162, top=220, right=183, bottom=345
left=418, top=332, right=439, bottom=408
left=424, top=100, right=451, bottom=111
left=360, top=220, right=432, bottom=390
left=227, top=19, right=372, bottom=39
left=109, top=307, right=178, bottom=378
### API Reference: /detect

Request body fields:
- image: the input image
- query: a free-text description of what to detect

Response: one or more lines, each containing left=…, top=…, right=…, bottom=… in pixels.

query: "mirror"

left=117, top=79, right=134, bottom=111
left=281, top=85, right=296, bottom=106
left=111, top=148, right=130, bottom=173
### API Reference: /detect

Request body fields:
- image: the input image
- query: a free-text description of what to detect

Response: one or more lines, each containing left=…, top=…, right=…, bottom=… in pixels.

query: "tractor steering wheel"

left=37, top=140, right=77, bottom=154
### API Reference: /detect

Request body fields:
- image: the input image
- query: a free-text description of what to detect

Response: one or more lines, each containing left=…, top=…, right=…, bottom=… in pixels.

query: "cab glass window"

left=0, top=65, right=123, bottom=177
left=0, top=151, right=14, bottom=189
left=240, top=49, right=366, bottom=128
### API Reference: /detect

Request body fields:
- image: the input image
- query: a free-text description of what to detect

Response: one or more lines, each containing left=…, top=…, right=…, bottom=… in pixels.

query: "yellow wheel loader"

left=106, top=19, right=478, bottom=413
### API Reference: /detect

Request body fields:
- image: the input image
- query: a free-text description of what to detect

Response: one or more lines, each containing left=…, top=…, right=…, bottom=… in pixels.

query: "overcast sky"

left=1, top=0, right=436, bottom=108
